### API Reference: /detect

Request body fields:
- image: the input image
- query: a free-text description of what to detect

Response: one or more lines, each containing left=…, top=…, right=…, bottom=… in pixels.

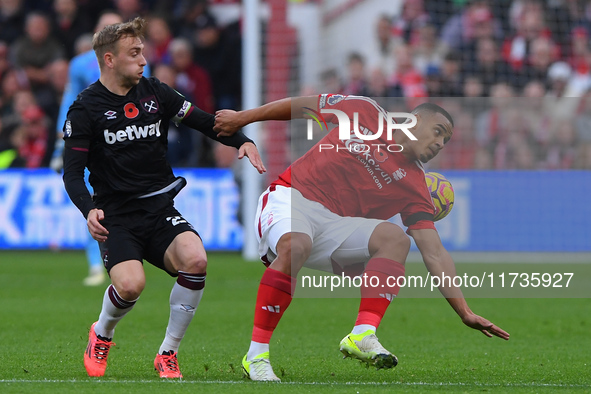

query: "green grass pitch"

left=0, top=250, right=589, bottom=393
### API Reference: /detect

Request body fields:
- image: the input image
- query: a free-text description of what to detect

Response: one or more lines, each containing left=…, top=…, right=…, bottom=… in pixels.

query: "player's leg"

left=354, top=222, right=409, bottom=333
left=243, top=186, right=313, bottom=381
left=85, top=259, right=144, bottom=377
left=336, top=222, right=409, bottom=369
left=83, top=236, right=105, bottom=286
left=153, top=229, right=207, bottom=378
left=243, top=231, right=312, bottom=382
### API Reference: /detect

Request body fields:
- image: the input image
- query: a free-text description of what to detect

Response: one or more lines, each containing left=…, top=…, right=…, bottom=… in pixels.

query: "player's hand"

left=239, top=142, right=266, bottom=174
left=214, top=109, right=243, bottom=137
left=461, top=312, right=510, bottom=340
left=87, top=208, right=109, bottom=242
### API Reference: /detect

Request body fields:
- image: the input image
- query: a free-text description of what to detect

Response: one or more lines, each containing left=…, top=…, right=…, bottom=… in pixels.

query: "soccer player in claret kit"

left=62, top=18, right=265, bottom=378
left=214, top=94, right=510, bottom=381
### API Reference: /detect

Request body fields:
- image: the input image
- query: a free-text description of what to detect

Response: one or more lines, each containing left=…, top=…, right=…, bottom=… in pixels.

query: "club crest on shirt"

left=140, top=96, right=159, bottom=114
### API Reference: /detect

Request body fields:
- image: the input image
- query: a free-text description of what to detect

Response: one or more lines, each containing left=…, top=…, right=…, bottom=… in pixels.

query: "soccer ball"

left=425, top=172, right=454, bottom=221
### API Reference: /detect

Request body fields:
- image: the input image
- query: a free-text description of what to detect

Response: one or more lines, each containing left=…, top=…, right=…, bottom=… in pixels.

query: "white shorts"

left=254, top=185, right=388, bottom=273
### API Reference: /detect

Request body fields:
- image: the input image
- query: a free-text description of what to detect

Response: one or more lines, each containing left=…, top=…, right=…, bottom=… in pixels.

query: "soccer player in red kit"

left=214, top=94, right=509, bottom=381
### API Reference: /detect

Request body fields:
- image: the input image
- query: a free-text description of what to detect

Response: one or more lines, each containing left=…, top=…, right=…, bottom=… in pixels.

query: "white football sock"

left=158, top=279, right=204, bottom=354
left=352, top=324, right=376, bottom=335
left=247, top=341, right=270, bottom=361
left=94, top=285, right=137, bottom=339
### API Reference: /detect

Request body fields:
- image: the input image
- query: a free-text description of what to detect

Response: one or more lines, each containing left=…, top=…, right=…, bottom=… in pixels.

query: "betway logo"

left=104, top=120, right=162, bottom=144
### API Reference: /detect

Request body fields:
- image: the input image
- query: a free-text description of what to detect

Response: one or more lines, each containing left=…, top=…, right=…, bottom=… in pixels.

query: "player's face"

left=113, top=36, right=147, bottom=88
left=409, top=112, right=453, bottom=163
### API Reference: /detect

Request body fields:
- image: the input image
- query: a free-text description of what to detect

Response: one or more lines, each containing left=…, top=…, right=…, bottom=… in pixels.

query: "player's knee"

left=277, top=233, right=311, bottom=263
left=369, top=223, right=410, bottom=261
left=114, top=277, right=145, bottom=300
left=181, top=254, right=207, bottom=273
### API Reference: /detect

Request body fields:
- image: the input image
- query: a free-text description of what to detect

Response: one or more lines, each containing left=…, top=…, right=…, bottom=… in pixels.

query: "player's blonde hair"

left=92, top=17, right=146, bottom=68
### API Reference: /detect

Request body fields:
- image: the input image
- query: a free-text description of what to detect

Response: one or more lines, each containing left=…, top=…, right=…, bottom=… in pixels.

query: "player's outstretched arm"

left=409, top=228, right=510, bottom=340
left=238, top=142, right=266, bottom=174
left=214, top=95, right=319, bottom=137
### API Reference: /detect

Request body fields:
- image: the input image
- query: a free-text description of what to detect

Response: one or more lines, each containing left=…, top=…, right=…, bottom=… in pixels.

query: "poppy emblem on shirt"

left=374, top=149, right=388, bottom=163
left=124, top=103, right=139, bottom=119
left=140, top=95, right=159, bottom=113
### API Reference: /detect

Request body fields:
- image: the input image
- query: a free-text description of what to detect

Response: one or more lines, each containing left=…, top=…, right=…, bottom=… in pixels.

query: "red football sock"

left=251, top=268, right=296, bottom=343
left=355, top=258, right=405, bottom=329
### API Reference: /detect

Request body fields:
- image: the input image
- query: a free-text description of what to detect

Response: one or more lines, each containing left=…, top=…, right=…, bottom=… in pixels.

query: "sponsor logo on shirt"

left=64, top=120, right=72, bottom=137
left=104, top=110, right=117, bottom=120
left=103, top=120, right=162, bottom=144
left=392, top=168, right=407, bottom=181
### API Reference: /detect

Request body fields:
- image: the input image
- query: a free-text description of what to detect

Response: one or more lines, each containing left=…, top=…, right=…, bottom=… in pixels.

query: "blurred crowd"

left=0, top=0, right=241, bottom=169
left=318, top=0, right=591, bottom=170
left=1, top=0, right=591, bottom=171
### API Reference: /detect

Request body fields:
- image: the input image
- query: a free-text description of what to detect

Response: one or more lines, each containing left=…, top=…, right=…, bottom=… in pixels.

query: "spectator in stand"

left=10, top=105, right=49, bottom=168
left=173, top=0, right=212, bottom=41
left=154, top=63, right=203, bottom=167
left=320, top=68, right=343, bottom=95
left=521, top=80, right=551, bottom=149
left=391, top=0, right=430, bottom=46
left=440, top=0, right=502, bottom=53
left=548, top=0, right=586, bottom=48
left=145, top=15, right=173, bottom=66
left=518, top=37, right=559, bottom=88
left=412, top=23, right=445, bottom=75
left=51, top=0, right=93, bottom=59
left=114, top=0, right=144, bottom=22
left=370, top=14, right=395, bottom=75
left=11, top=12, right=65, bottom=89
left=574, top=143, right=591, bottom=169
left=169, top=37, right=214, bottom=114
left=475, top=82, right=516, bottom=168
left=544, top=120, right=577, bottom=169
left=564, top=27, right=591, bottom=96
left=434, top=111, right=477, bottom=169
left=503, top=3, right=560, bottom=78
left=463, top=38, right=515, bottom=96
left=0, top=0, right=26, bottom=45
left=462, top=75, right=487, bottom=115
left=366, top=68, right=389, bottom=97
left=388, top=44, right=426, bottom=97
left=544, top=61, right=580, bottom=127
left=343, top=52, right=369, bottom=96
left=73, top=33, right=93, bottom=56
left=575, top=89, right=591, bottom=142
left=438, top=51, right=463, bottom=97
left=0, top=41, right=11, bottom=84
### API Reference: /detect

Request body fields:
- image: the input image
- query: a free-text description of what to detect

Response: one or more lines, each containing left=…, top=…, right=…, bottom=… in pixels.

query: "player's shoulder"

left=319, top=93, right=385, bottom=114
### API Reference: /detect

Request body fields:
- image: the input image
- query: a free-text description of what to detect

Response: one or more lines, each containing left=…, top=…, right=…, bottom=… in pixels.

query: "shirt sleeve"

left=62, top=102, right=95, bottom=218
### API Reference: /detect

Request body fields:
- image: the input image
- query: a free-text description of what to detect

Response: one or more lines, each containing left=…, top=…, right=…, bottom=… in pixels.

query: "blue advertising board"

left=424, top=171, right=591, bottom=252
left=0, top=168, right=242, bottom=251
left=0, top=169, right=589, bottom=252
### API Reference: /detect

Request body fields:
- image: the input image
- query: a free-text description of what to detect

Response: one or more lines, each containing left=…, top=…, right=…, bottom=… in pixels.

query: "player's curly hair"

left=92, top=17, right=147, bottom=67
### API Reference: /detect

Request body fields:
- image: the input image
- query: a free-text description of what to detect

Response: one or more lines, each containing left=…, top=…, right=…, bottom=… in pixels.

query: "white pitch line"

left=0, top=379, right=589, bottom=388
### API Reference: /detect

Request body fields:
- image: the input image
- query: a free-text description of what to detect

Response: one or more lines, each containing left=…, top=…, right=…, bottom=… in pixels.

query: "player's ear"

left=104, top=52, right=115, bottom=69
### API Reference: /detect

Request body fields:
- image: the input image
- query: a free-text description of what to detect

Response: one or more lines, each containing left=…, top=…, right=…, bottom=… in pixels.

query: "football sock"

left=351, top=324, right=376, bottom=335
left=355, top=258, right=405, bottom=329
left=94, top=284, right=138, bottom=339
left=158, top=271, right=205, bottom=354
left=247, top=268, right=295, bottom=360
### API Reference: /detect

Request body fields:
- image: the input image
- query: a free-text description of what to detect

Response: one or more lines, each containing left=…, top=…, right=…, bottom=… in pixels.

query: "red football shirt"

left=272, top=94, right=436, bottom=231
